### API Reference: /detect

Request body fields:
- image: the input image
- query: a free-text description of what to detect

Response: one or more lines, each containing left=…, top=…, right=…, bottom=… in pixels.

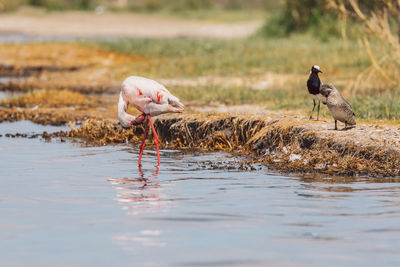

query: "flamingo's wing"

left=126, top=76, right=167, bottom=102
left=131, top=76, right=183, bottom=107
left=123, top=76, right=184, bottom=115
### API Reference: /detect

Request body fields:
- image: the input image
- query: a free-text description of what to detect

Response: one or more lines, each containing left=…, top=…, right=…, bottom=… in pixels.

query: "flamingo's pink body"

left=118, top=76, right=184, bottom=166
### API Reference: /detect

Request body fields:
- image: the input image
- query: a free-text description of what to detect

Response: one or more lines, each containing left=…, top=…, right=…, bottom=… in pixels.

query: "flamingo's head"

left=119, top=113, right=136, bottom=128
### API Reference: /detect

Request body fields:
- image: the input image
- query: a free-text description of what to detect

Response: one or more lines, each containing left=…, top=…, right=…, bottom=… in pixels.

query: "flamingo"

left=118, top=76, right=184, bottom=166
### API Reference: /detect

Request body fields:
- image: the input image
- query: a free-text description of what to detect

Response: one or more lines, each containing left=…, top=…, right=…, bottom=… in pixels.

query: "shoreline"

left=1, top=109, right=399, bottom=177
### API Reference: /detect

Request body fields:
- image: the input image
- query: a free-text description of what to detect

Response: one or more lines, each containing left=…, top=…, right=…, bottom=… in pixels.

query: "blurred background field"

left=0, top=0, right=399, bottom=122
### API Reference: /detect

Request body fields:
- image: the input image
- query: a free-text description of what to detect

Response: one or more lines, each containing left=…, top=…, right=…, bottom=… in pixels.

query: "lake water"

left=0, top=121, right=399, bottom=266
left=0, top=89, right=21, bottom=101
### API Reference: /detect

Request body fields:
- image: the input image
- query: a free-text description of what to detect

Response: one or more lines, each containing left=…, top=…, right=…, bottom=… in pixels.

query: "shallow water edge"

left=1, top=115, right=400, bottom=177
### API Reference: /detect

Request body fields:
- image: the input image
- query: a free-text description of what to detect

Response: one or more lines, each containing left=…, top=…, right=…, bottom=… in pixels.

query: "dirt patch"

left=0, top=11, right=262, bottom=39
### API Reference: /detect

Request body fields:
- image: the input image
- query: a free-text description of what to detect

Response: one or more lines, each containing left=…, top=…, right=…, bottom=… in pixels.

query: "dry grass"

left=328, top=0, right=400, bottom=93
left=0, top=43, right=135, bottom=69
left=67, top=119, right=142, bottom=144
left=0, top=89, right=99, bottom=108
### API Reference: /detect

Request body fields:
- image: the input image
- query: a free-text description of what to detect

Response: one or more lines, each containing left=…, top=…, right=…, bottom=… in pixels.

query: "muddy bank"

left=155, top=115, right=400, bottom=176
left=70, top=116, right=400, bottom=177
left=3, top=111, right=398, bottom=176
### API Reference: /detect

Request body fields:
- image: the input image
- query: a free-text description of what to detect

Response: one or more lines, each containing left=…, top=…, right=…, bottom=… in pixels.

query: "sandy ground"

left=0, top=11, right=262, bottom=39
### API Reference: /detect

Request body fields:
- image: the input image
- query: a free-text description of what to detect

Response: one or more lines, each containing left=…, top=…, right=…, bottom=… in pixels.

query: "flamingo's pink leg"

left=138, top=119, right=149, bottom=166
left=147, top=115, right=161, bottom=166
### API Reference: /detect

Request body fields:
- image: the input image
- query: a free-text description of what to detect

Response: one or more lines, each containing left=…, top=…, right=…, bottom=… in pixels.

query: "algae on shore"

left=2, top=103, right=399, bottom=176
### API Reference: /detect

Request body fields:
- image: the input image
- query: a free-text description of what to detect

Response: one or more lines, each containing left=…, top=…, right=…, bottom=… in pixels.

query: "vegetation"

left=0, top=33, right=398, bottom=121
left=262, top=0, right=400, bottom=37
left=94, top=36, right=399, bottom=121
left=0, top=0, right=92, bottom=11
left=262, top=0, right=337, bottom=38
left=0, top=89, right=99, bottom=108
left=0, top=0, right=279, bottom=13
left=95, top=36, right=370, bottom=77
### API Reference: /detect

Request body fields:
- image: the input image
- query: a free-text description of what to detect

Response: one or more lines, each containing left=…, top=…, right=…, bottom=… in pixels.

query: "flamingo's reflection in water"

left=108, top=166, right=167, bottom=216
left=109, top=166, right=168, bottom=250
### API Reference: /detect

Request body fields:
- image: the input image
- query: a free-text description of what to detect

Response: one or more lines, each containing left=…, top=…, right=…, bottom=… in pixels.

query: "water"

left=0, top=77, right=25, bottom=101
left=0, top=121, right=400, bottom=266
left=0, top=76, right=27, bottom=84
left=0, top=90, right=21, bottom=103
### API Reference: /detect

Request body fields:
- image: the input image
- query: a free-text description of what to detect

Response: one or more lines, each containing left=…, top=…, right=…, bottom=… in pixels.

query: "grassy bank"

left=95, top=36, right=370, bottom=77
left=93, top=36, right=399, bottom=121
left=0, top=34, right=399, bottom=121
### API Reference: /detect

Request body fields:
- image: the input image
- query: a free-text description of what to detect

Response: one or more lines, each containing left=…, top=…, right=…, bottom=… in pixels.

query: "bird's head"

left=319, top=84, right=335, bottom=97
left=118, top=113, right=136, bottom=128
left=310, top=65, right=322, bottom=74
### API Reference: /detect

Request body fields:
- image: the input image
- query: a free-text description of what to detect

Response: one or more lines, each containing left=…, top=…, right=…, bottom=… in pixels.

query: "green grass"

left=1, top=0, right=274, bottom=22
left=351, top=93, right=400, bottom=121
left=172, top=85, right=400, bottom=121
left=95, top=35, right=371, bottom=78
left=92, top=36, right=399, bottom=121
left=133, top=8, right=267, bottom=22
left=173, top=85, right=306, bottom=107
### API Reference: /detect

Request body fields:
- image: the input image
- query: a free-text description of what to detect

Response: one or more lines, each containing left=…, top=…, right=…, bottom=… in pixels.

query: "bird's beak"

left=319, top=70, right=323, bottom=73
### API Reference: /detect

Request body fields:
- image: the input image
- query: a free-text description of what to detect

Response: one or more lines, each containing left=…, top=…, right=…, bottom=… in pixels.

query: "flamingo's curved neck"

left=118, top=93, right=135, bottom=128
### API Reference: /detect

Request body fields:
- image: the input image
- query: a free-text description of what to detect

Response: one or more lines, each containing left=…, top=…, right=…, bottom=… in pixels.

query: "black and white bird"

left=320, top=83, right=356, bottom=130
left=307, top=65, right=323, bottom=120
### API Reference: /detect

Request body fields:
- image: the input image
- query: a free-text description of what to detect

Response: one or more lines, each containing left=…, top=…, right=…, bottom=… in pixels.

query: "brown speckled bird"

left=320, top=83, right=356, bottom=130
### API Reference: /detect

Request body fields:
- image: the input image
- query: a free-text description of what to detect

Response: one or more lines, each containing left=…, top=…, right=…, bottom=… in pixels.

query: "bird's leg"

left=147, top=115, right=161, bottom=166
left=138, top=118, right=149, bottom=166
left=334, top=120, right=338, bottom=130
left=309, top=99, right=316, bottom=120
left=131, top=113, right=146, bottom=126
left=316, top=100, right=321, bottom=121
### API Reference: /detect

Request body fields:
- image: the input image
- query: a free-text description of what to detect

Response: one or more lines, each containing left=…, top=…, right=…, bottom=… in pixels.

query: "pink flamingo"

left=118, top=76, right=184, bottom=166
